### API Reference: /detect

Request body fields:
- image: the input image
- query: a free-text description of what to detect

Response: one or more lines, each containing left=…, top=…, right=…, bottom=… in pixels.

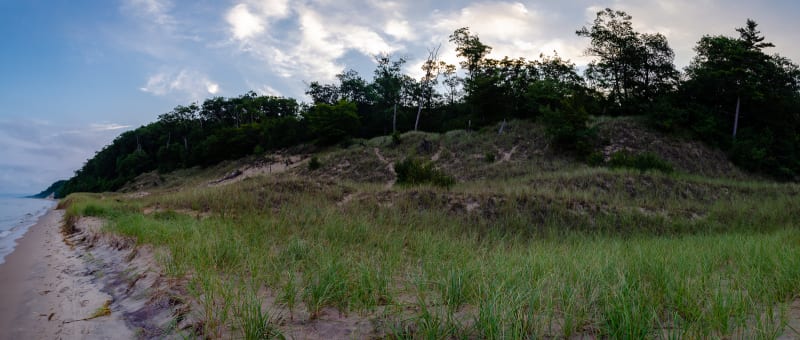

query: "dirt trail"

left=373, top=147, right=396, bottom=189
left=210, top=154, right=307, bottom=187
left=431, top=147, right=443, bottom=162
left=336, top=193, right=356, bottom=207
left=494, top=145, right=519, bottom=164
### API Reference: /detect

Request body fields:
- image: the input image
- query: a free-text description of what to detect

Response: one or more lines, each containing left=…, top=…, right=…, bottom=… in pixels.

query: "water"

left=0, top=195, right=56, bottom=265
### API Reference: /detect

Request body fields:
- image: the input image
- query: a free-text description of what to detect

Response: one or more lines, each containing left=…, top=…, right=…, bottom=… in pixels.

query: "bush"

left=586, top=151, right=604, bottom=167
left=391, top=132, right=402, bottom=146
left=394, top=158, right=455, bottom=188
left=540, top=99, right=595, bottom=156
left=253, top=145, right=265, bottom=155
left=608, top=151, right=673, bottom=173
left=308, top=156, right=321, bottom=170
left=484, top=152, right=496, bottom=163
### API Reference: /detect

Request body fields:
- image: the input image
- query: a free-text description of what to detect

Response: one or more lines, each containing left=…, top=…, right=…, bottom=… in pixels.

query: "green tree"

left=304, top=100, right=361, bottom=145
left=306, top=82, right=340, bottom=105
left=577, top=8, right=678, bottom=114
left=681, top=19, right=800, bottom=178
left=449, top=27, right=492, bottom=75
left=373, top=54, right=406, bottom=133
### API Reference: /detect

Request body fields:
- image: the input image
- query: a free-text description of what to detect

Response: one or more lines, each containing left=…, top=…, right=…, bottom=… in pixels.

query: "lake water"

left=0, top=195, right=56, bottom=264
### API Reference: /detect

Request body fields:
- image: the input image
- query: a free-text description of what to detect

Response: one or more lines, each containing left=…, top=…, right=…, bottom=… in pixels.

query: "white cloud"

left=385, top=20, right=415, bottom=41
left=256, top=85, right=281, bottom=96
left=89, top=123, right=132, bottom=131
left=435, top=2, right=538, bottom=43
left=124, top=0, right=176, bottom=28
left=248, top=0, right=291, bottom=20
left=227, top=4, right=265, bottom=40
left=225, top=1, right=401, bottom=83
left=140, top=69, right=220, bottom=100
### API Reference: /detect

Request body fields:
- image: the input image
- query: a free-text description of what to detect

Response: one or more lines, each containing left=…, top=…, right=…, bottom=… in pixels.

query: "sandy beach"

left=0, top=209, right=133, bottom=339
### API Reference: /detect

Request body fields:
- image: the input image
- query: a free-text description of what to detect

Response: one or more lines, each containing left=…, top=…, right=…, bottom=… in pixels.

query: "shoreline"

left=0, top=209, right=134, bottom=339
left=0, top=197, right=56, bottom=265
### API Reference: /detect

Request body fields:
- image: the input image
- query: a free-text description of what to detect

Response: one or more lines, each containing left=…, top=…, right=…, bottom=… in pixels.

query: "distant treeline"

left=57, top=9, right=800, bottom=197
left=30, top=180, right=67, bottom=199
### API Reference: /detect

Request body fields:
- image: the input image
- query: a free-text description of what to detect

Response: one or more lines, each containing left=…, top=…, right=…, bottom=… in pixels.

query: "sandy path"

left=494, top=145, right=518, bottom=164
left=0, top=210, right=134, bottom=340
left=373, top=147, right=396, bottom=189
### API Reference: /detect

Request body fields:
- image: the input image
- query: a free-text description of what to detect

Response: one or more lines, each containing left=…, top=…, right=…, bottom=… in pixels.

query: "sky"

left=0, top=0, right=798, bottom=194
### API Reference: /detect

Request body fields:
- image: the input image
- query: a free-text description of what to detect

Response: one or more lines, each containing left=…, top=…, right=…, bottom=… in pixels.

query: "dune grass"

left=61, top=168, right=800, bottom=338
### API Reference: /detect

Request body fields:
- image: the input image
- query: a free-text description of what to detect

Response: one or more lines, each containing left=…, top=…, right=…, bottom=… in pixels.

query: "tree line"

left=58, top=9, right=800, bottom=196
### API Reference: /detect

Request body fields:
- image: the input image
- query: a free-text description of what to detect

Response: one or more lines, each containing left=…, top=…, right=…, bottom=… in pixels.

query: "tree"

left=373, top=54, right=406, bottom=133
left=415, top=45, right=443, bottom=131
left=336, top=69, right=374, bottom=106
left=304, top=100, right=361, bottom=145
left=449, top=28, right=591, bottom=125
left=449, top=27, right=492, bottom=75
left=736, top=19, right=775, bottom=51
left=681, top=19, right=800, bottom=178
left=441, top=63, right=460, bottom=105
left=306, top=81, right=340, bottom=105
left=577, top=8, right=678, bottom=113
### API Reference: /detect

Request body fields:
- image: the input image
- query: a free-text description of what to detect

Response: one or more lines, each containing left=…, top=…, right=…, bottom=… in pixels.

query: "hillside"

left=117, top=118, right=745, bottom=191
left=28, top=180, right=66, bottom=199
left=55, top=118, right=800, bottom=338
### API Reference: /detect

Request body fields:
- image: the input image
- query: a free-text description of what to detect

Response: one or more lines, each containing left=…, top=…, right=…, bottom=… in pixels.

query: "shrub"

left=394, top=158, right=455, bottom=188
left=253, top=145, right=265, bottom=155
left=608, top=151, right=673, bottom=173
left=540, top=100, right=595, bottom=156
left=308, top=156, right=321, bottom=171
left=586, top=151, right=604, bottom=167
left=484, top=152, right=496, bottom=163
left=391, top=132, right=402, bottom=146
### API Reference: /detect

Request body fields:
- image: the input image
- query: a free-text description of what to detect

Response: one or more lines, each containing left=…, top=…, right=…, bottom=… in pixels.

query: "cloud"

left=581, top=0, right=800, bottom=68
left=140, top=69, right=221, bottom=100
left=247, top=0, right=291, bottom=20
left=225, top=1, right=402, bottom=83
left=0, top=119, right=131, bottom=194
left=385, top=20, right=415, bottom=41
left=255, top=85, right=281, bottom=97
left=89, top=123, right=132, bottom=131
left=112, top=0, right=799, bottom=101
left=227, top=4, right=265, bottom=40
left=123, top=0, right=176, bottom=29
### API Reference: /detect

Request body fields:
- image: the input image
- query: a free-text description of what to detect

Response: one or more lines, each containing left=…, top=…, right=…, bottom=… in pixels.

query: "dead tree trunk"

left=415, top=45, right=441, bottom=131
left=733, top=96, right=740, bottom=139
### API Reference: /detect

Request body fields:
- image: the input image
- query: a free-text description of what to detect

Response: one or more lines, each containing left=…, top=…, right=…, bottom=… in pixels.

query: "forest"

left=58, top=9, right=800, bottom=196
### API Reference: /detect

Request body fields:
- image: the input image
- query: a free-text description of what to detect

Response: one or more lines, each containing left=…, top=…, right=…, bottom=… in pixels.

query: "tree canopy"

left=56, top=11, right=800, bottom=197
left=577, top=8, right=678, bottom=114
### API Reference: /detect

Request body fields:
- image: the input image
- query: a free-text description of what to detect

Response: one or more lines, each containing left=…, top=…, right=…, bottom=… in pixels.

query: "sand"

left=0, top=209, right=134, bottom=339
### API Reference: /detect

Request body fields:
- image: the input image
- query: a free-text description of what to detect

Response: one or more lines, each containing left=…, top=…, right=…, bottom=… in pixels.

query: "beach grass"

left=61, top=167, right=800, bottom=338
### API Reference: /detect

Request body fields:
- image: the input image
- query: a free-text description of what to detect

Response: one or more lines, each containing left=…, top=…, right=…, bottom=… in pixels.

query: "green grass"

left=60, top=165, right=800, bottom=338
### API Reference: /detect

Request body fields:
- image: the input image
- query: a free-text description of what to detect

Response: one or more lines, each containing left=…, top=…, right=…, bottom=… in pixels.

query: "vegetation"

left=608, top=151, right=674, bottom=173
left=394, top=158, right=455, bottom=188
left=307, top=156, right=321, bottom=171
left=61, top=163, right=800, bottom=338
left=55, top=9, right=800, bottom=198
left=29, top=179, right=67, bottom=198
left=48, top=8, right=800, bottom=338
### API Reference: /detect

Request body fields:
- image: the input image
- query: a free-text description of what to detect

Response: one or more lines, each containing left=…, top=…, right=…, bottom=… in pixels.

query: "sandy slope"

left=0, top=209, right=134, bottom=340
